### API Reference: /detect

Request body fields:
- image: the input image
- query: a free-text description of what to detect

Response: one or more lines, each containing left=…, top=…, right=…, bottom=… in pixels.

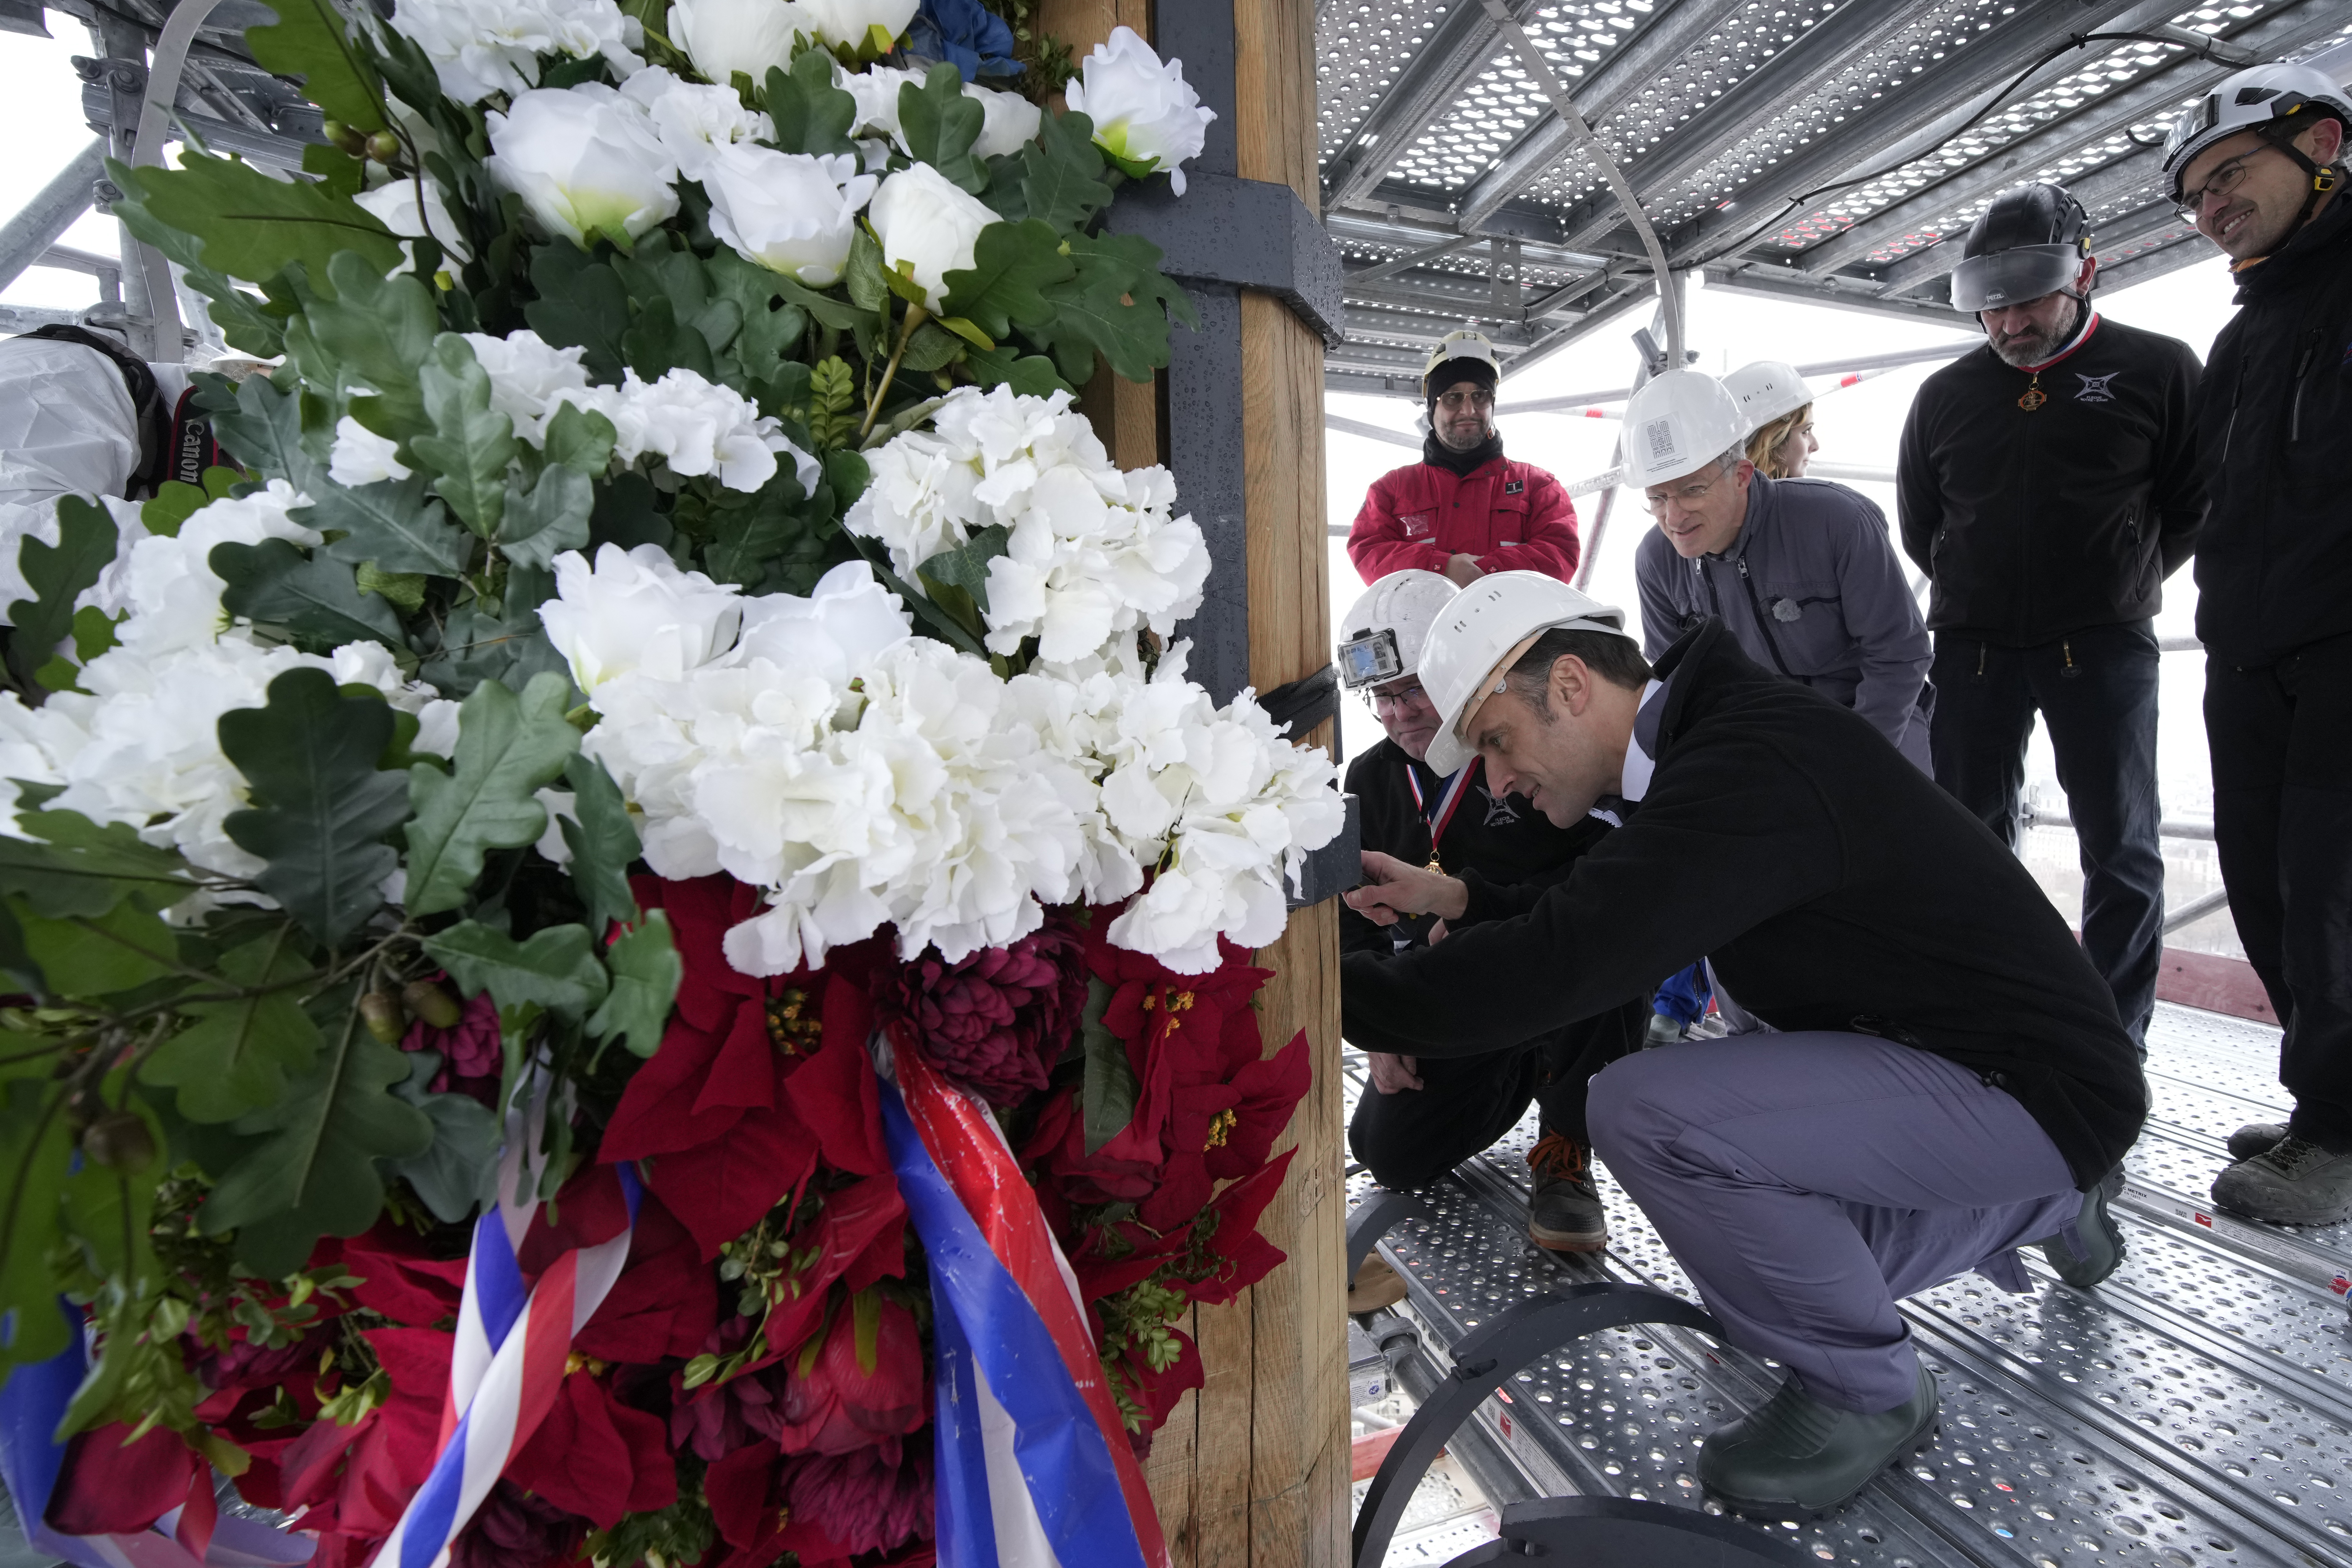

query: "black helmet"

left=1949, top=184, right=2093, bottom=313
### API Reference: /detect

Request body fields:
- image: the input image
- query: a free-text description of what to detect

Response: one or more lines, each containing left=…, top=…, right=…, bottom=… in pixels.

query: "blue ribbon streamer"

left=878, top=1080, right=1147, bottom=1568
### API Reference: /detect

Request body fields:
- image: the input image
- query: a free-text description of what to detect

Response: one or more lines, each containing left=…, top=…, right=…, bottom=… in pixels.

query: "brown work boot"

left=1527, top=1132, right=1608, bottom=1252
left=1348, top=1253, right=1409, bottom=1314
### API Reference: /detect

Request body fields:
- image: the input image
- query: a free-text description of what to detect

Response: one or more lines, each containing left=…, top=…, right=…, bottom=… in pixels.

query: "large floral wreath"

left=0, top=2, right=1341, bottom=1564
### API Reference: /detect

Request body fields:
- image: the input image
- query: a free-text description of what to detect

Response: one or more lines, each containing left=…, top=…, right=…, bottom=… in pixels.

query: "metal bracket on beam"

left=1101, top=171, right=1344, bottom=346
left=1286, top=794, right=1361, bottom=911
left=1352, top=1283, right=1807, bottom=1568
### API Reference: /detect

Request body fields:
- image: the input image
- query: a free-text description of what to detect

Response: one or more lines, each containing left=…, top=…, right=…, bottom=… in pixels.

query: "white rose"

left=619, top=65, right=774, bottom=180
left=561, top=367, right=818, bottom=493
left=389, top=0, right=645, bottom=105
left=351, top=174, right=473, bottom=271
left=487, top=84, right=680, bottom=248
left=1064, top=25, right=1215, bottom=194
left=794, top=0, right=916, bottom=51
left=460, top=328, right=593, bottom=445
left=867, top=162, right=996, bottom=314
left=539, top=543, right=745, bottom=691
left=701, top=143, right=875, bottom=286
left=968, top=83, right=1042, bottom=159
left=328, top=417, right=413, bottom=487
left=837, top=61, right=920, bottom=145
left=671, top=0, right=802, bottom=87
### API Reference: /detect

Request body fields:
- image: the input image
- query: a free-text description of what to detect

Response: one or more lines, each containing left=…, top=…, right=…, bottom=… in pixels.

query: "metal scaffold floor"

left=1343, top=1003, right=2352, bottom=1568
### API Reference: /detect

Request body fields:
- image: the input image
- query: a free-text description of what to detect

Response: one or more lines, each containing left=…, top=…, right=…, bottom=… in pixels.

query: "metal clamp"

left=1436, top=1496, right=1816, bottom=1567
left=1099, top=170, right=1344, bottom=345
left=1353, top=1282, right=1808, bottom=1568
left=1285, top=793, right=1360, bottom=911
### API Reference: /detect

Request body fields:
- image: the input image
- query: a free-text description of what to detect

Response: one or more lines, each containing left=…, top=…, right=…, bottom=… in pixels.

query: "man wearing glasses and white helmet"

left=1336, top=570, right=1643, bottom=1270
left=1895, top=182, right=2206, bottom=1055
left=1346, top=329, right=1584, bottom=588
left=2162, top=61, right=2352, bottom=1224
left=1340, top=572, right=2146, bottom=1519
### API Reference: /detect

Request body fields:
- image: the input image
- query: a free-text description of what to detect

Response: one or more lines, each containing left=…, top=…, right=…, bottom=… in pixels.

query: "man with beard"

left=1348, top=330, right=1582, bottom=588
left=1896, top=184, right=2206, bottom=1051
left=2160, top=63, right=2352, bottom=1223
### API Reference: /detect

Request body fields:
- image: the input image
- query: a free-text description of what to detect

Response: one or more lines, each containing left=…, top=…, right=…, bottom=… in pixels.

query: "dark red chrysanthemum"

left=780, top=1440, right=934, bottom=1558
left=872, top=915, right=1087, bottom=1106
left=448, top=1480, right=583, bottom=1568
left=399, top=989, right=500, bottom=1090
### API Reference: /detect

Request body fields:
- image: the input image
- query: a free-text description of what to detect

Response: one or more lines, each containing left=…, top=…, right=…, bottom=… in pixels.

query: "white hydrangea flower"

left=556, top=367, right=819, bottom=494
left=460, top=328, right=592, bottom=445
left=329, top=417, right=412, bottom=487
left=112, top=480, right=319, bottom=661
left=389, top=0, right=645, bottom=105
left=537, top=542, right=745, bottom=692
left=845, top=384, right=1207, bottom=664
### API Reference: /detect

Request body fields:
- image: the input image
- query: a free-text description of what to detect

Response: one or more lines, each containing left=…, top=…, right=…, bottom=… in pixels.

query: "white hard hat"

left=2162, top=60, right=2352, bottom=201
left=1723, top=360, right=1812, bottom=433
left=1619, top=369, right=1747, bottom=489
left=1420, top=571, right=1628, bottom=777
left=1337, top=570, right=1457, bottom=690
left=1422, top=329, right=1503, bottom=397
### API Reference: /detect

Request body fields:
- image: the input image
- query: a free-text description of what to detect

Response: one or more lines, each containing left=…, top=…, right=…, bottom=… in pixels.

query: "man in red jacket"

left=1347, top=330, right=1582, bottom=587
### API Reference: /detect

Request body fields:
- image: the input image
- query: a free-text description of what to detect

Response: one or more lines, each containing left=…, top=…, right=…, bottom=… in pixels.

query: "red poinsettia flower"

left=506, top=1366, right=677, bottom=1527
left=1182, top=1147, right=1299, bottom=1307
left=45, top=1423, right=200, bottom=1535
left=765, top=1292, right=928, bottom=1454
left=1135, top=1027, right=1311, bottom=1234
left=600, top=875, right=891, bottom=1259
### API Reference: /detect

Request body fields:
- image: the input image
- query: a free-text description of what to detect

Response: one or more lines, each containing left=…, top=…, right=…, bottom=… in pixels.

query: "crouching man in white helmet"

left=1337, top=571, right=1646, bottom=1261
left=1340, top=573, right=2147, bottom=1518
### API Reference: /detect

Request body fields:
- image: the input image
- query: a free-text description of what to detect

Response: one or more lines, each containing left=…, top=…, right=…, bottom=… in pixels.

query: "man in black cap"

left=1897, top=183, right=2207, bottom=1052
left=1347, top=328, right=1583, bottom=588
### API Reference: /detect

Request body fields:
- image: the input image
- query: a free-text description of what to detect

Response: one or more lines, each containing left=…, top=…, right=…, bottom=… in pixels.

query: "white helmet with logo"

left=1337, top=570, right=1459, bottom=692
left=2162, top=60, right=2352, bottom=202
left=1618, top=369, right=1749, bottom=488
left=1420, top=571, right=1629, bottom=776
left=1422, top=329, right=1504, bottom=400
left=1723, top=360, right=1813, bottom=433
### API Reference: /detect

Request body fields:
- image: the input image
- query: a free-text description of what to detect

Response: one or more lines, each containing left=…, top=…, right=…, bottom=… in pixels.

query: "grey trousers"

left=1588, top=1032, right=2083, bottom=1414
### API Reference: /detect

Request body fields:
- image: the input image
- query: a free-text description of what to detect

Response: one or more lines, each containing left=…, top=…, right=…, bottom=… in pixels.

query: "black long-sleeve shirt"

left=1897, top=314, right=2205, bottom=647
left=1340, top=622, right=2147, bottom=1190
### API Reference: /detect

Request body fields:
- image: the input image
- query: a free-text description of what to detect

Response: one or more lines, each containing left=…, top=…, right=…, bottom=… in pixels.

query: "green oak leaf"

left=560, top=752, right=642, bottom=933
left=402, top=672, right=580, bottom=915
left=309, top=474, right=474, bottom=577
left=245, top=0, right=388, bottom=135
left=412, top=336, right=518, bottom=537
left=899, top=320, right=966, bottom=373
left=200, top=1015, right=435, bottom=1276
left=421, top=920, right=610, bottom=1017
left=525, top=245, right=630, bottom=384
left=108, top=153, right=402, bottom=287
left=219, top=669, right=412, bottom=944
left=914, top=523, right=1009, bottom=640
left=622, top=294, right=717, bottom=382
left=844, top=228, right=890, bottom=315
left=356, top=563, right=428, bottom=612
left=0, top=808, right=192, bottom=918
left=541, top=401, right=617, bottom=477
left=1034, top=265, right=1169, bottom=384
left=207, top=373, right=328, bottom=496
left=6, top=495, right=116, bottom=689
left=614, top=236, right=741, bottom=362
left=296, top=253, right=441, bottom=436
left=1018, top=109, right=1116, bottom=231
left=897, top=63, right=986, bottom=192
left=963, top=343, right=1070, bottom=396
left=1078, top=976, right=1140, bottom=1155
left=942, top=219, right=1075, bottom=343
left=0, top=1078, right=77, bottom=1375
left=211, top=537, right=405, bottom=653
left=588, top=910, right=681, bottom=1059
left=495, top=464, right=593, bottom=571
left=143, top=927, right=322, bottom=1124
left=12, top=898, right=178, bottom=998
left=762, top=51, right=857, bottom=157
left=182, top=265, right=290, bottom=358
left=387, top=1054, right=502, bottom=1223
left=426, top=600, right=572, bottom=697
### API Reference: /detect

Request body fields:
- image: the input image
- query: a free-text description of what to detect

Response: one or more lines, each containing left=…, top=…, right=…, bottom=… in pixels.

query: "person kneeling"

left=1336, top=571, right=1643, bottom=1256
left=1340, top=575, right=2146, bottom=1518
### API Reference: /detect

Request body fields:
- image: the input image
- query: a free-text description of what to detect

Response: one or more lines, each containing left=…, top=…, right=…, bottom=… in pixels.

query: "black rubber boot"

left=1526, top=1132, right=1607, bottom=1252
left=2038, top=1174, right=2125, bottom=1289
left=2226, top=1121, right=2288, bottom=1161
left=1699, top=1363, right=1939, bottom=1519
left=2211, top=1135, right=2352, bottom=1226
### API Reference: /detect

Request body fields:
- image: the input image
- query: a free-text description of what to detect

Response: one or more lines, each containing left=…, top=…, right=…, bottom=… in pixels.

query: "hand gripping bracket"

left=1350, top=1283, right=1813, bottom=1568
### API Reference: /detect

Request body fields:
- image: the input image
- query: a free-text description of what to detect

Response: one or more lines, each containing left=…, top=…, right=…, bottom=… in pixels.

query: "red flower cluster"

left=60, top=877, right=1313, bottom=1564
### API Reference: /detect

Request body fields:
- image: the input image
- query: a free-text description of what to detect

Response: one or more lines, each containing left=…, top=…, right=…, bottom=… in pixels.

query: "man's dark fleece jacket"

left=1341, top=621, right=2148, bottom=1190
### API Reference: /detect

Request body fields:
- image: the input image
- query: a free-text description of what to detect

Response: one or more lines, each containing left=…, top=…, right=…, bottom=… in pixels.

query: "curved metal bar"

left=1345, top=1188, right=1434, bottom=1288
left=123, top=0, right=236, bottom=362
left=1350, top=1282, right=1721, bottom=1568
left=1439, top=1497, right=1819, bottom=1568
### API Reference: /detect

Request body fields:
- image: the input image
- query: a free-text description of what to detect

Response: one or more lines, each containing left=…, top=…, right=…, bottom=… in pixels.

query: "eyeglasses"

left=2176, top=149, right=2265, bottom=224
left=1435, top=388, right=1495, bottom=411
left=1370, top=682, right=1432, bottom=713
left=1643, top=471, right=1725, bottom=514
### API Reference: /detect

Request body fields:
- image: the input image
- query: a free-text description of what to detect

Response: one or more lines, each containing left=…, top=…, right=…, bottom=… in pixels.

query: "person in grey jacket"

left=1629, top=369, right=1933, bottom=771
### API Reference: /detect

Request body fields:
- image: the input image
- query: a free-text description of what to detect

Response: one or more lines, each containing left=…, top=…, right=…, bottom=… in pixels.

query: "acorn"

left=81, top=1111, right=155, bottom=1171
left=359, top=989, right=408, bottom=1044
left=365, top=130, right=402, bottom=163
left=401, top=978, right=462, bottom=1030
left=323, top=117, right=368, bottom=157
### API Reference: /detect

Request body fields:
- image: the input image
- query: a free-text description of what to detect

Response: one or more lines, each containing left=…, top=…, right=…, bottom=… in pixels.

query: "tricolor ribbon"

left=879, top=1034, right=1169, bottom=1568
left=1404, top=755, right=1481, bottom=869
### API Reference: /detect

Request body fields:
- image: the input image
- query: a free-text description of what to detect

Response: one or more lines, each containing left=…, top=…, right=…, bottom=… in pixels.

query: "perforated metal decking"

left=1344, top=1002, right=2352, bottom=1568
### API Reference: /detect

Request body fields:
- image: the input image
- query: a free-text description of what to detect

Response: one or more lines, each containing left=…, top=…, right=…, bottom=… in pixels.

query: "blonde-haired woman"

left=1728, top=359, right=1819, bottom=478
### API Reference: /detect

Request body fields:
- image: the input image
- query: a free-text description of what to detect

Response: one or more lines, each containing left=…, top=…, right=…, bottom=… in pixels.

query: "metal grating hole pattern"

left=1317, top=0, right=1465, bottom=163
left=1343, top=1003, right=2352, bottom=1566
